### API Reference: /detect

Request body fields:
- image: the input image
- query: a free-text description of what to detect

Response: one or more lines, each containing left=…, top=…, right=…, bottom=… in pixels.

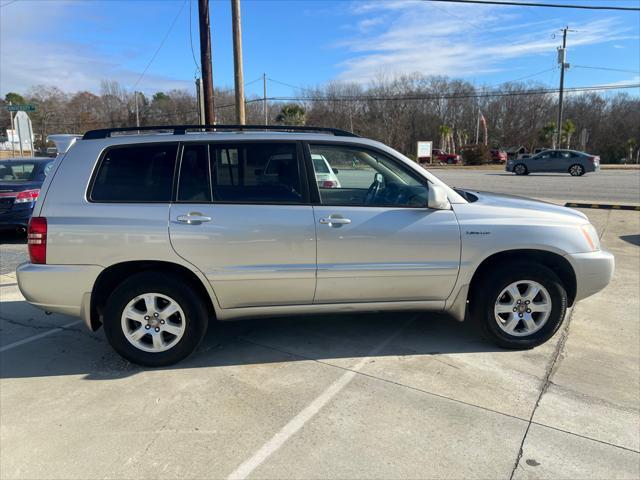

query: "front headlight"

left=580, top=224, right=601, bottom=252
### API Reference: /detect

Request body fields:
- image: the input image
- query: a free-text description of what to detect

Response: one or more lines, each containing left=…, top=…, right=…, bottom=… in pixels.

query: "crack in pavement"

left=508, top=307, right=574, bottom=480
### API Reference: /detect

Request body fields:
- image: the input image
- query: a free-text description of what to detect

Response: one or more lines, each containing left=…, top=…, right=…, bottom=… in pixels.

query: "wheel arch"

left=468, top=249, right=577, bottom=308
left=89, top=260, right=217, bottom=331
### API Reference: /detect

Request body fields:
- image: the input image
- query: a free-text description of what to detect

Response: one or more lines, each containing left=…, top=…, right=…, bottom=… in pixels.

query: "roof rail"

left=82, top=124, right=359, bottom=140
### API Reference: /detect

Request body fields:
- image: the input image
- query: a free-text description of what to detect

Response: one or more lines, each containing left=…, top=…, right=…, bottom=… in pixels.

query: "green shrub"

left=461, top=144, right=491, bottom=165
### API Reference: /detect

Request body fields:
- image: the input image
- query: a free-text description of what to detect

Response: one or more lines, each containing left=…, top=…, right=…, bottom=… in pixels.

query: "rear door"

left=307, top=142, right=461, bottom=304
left=169, top=141, right=317, bottom=308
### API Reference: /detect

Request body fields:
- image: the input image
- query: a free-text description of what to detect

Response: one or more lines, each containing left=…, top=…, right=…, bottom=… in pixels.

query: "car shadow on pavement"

left=620, top=234, right=640, bottom=247
left=0, top=300, right=505, bottom=380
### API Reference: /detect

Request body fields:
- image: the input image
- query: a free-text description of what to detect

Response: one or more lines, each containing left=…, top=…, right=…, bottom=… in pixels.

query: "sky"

left=0, top=0, right=639, bottom=99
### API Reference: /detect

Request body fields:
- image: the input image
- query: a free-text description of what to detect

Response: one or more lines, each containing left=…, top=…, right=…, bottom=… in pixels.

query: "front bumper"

left=565, top=250, right=615, bottom=302
left=16, top=263, right=103, bottom=329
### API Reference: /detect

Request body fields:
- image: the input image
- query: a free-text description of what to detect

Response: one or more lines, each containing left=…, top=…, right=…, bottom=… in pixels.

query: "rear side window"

left=90, top=144, right=178, bottom=202
left=210, top=143, right=303, bottom=203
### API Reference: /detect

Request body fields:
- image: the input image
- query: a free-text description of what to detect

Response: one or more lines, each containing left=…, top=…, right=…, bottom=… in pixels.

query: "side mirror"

left=332, top=168, right=339, bottom=174
left=427, top=184, right=451, bottom=210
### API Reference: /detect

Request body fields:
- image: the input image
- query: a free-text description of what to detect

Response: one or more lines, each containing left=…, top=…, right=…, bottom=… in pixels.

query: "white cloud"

left=336, top=1, right=638, bottom=84
left=0, top=1, right=191, bottom=95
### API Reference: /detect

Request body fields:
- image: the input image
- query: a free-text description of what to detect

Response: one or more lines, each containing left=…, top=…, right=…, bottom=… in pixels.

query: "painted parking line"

left=0, top=320, right=82, bottom=353
left=226, top=316, right=415, bottom=480
left=565, top=202, right=640, bottom=211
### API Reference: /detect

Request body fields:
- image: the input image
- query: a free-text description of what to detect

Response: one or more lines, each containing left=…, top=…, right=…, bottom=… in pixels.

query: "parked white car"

left=17, top=125, right=614, bottom=366
left=312, top=153, right=341, bottom=188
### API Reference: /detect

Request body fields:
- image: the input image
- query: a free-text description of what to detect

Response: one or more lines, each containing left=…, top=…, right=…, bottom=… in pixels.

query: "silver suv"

left=17, top=125, right=614, bottom=366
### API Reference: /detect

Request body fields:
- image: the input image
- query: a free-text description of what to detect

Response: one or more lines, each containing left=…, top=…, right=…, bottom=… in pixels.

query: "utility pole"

left=556, top=27, right=572, bottom=148
left=231, top=0, right=246, bottom=125
left=198, top=0, right=215, bottom=124
left=263, top=73, right=268, bottom=125
left=134, top=91, right=140, bottom=127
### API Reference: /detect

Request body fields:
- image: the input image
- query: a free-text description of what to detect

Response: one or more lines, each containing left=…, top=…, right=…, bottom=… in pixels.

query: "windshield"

left=0, top=161, right=50, bottom=182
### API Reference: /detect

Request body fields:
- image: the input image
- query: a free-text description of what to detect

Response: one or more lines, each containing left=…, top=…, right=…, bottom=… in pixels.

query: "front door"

left=307, top=143, right=461, bottom=304
left=169, top=141, right=316, bottom=309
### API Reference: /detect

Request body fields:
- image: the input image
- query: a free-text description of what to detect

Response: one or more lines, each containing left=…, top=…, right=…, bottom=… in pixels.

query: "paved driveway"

left=0, top=208, right=638, bottom=479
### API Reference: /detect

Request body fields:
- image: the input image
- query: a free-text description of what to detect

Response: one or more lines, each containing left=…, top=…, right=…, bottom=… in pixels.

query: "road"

left=431, top=168, right=640, bottom=204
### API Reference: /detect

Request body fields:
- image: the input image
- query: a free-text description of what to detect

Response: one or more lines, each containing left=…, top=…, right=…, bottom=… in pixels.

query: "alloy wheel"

left=494, top=280, right=552, bottom=337
left=570, top=164, right=584, bottom=176
left=121, top=293, right=186, bottom=353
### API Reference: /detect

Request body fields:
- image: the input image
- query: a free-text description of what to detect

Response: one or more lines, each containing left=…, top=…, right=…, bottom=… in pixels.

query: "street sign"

left=6, top=104, right=36, bottom=112
left=417, top=141, right=433, bottom=160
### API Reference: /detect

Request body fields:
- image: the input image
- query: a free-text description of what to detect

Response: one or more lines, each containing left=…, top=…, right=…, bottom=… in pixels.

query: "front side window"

left=309, top=144, right=428, bottom=207
left=91, top=144, right=177, bottom=202
left=210, top=143, right=303, bottom=203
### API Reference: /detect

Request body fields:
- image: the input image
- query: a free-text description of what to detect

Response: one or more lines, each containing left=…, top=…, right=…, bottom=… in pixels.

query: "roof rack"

left=82, top=124, right=359, bottom=140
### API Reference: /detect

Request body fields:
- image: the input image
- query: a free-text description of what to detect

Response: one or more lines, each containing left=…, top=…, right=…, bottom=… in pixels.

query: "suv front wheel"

left=471, top=262, right=568, bottom=349
left=103, top=271, right=209, bottom=366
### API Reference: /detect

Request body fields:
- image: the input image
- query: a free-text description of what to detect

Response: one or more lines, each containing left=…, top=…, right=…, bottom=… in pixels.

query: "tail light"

left=15, top=189, right=40, bottom=204
left=321, top=180, right=338, bottom=188
left=28, top=217, right=47, bottom=264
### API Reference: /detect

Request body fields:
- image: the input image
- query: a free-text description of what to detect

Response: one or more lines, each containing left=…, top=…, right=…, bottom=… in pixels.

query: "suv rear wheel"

left=471, top=262, right=567, bottom=349
left=103, top=271, right=209, bottom=366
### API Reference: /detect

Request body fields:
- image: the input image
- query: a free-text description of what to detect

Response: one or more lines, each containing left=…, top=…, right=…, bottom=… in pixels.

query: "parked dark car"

left=0, top=158, right=55, bottom=232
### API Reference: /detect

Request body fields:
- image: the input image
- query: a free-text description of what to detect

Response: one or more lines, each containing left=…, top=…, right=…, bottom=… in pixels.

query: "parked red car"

left=490, top=149, right=508, bottom=163
left=432, top=148, right=462, bottom=164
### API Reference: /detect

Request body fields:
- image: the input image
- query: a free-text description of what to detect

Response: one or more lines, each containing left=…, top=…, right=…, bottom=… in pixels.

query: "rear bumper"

left=0, top=206, right=33, bottom=229
left=16, top=263, right=103, bottom=329
left=565, top=250, right=615, bottom=302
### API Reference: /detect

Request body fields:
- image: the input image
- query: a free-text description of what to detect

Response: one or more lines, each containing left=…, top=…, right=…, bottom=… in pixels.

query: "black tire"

left=514, top=164, right=528, bottom=175
left=470, top=262, right=568, bottom=349
left=569, top=164, right=585, bottom=176
left=103, top=271, right=209, bottom=366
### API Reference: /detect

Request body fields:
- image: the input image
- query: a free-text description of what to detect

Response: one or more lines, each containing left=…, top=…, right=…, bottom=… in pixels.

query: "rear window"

left=210, top=143, right=303, bottom=203
left=90, top=144, right=178, bottom=202
left=0, top=161, right=51, bottom=182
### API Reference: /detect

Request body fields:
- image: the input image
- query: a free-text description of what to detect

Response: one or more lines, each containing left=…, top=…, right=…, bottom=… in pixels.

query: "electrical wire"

left=188, top=0, right=200, bottom=75
left=211, top=83, right=640, bottom=110
left=572, top=65, right=640, bottom=75
left=423, top=0, right=640, bottom=11
left=0, top=0, right=20, bottom=8
left=133, top=0, right=188, bottom=90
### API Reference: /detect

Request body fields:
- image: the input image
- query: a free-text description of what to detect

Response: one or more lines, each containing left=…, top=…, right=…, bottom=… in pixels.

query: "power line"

left=133, top=0, right=188, bottom=90
left=572, top=65, right=640, bottom=75
left=188, top=0, right=200, bottom=75
left=508, top=67, right=557, bottom=83
left=211, top=83, right=639, bottom=110
left=423, top=0, right=640, bottom=11
left=0, top=0, right=20, bottom=7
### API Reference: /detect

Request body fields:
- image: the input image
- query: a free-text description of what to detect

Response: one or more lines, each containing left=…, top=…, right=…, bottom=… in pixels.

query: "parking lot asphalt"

left=0, top=204, right=638, bottom=479
left=432, top=168, right=640, bottom=204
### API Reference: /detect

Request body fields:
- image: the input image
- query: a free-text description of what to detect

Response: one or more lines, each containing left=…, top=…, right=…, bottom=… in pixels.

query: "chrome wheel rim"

left=494, top=280, right=551, bottom=337
left=121, top=293, right=186, bottom=353
left=570, top=165, right=583, bottom=176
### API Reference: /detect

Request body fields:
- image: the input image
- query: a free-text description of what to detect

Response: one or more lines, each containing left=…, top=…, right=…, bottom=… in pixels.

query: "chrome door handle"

left=177, top=213, right=212, bottom=225
left=319, top=216, right=351, bottom=227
